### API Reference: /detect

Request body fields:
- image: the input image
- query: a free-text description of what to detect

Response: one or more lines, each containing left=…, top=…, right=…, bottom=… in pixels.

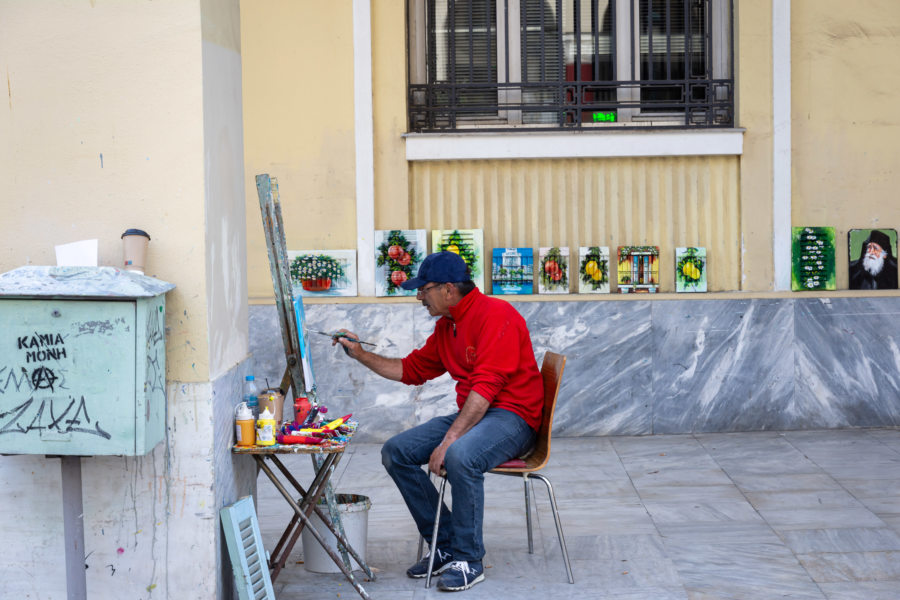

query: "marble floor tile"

left=778, top=527, right=900, bottom=554
left=666, top=542, right=824, bottom=599
left=819, top=580, right=900, bottom=600
left=797, top=551, right=900, bottom=583
left=727, top=472, right=842, bottom=493
left=626, top=467, right=735, bottom=488
left=744, top=489, right=867, bottom=511
left=655, top=521, right=785, bottom=545
left=758, top=507, right=887, bottom=531
left=634, top=483, right=747, bottom=502
left=642, top=499, right=763, bottom=525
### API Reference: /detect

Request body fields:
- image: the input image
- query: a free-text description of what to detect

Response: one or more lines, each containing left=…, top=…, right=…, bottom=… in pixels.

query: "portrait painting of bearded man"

left=848, top=229, right=898, bottom=290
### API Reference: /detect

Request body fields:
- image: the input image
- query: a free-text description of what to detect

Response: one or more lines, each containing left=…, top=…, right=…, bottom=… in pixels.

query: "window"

left=408, top=0, right=734, bottom=132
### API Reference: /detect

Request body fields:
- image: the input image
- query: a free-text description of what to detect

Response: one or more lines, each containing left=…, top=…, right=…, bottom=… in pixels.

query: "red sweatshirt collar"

left=447, top=287, right=482, bottom=322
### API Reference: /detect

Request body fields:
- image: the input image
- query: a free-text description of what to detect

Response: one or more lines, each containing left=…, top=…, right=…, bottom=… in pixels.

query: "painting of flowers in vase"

left=616, top=246, right=659, bottom=293
left=538, top=247, right=570, bottom=294
left=675, top=247, right=707, bottom=292
left=375, top=229, right=427, bottom=296
left=432, top=229, right=484, bottom=290
left=288, top=249, right=358, bottom=297
left=577, top=246, right=610, bottom=294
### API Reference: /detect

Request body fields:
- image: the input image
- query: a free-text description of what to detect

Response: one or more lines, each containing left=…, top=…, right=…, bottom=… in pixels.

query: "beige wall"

left=241, top=0, right=358, bottom=301
left=792, top=0, right=900, bottom=286
left=373, top=0, right=411, bottom=230
left=0, top=0, right=211, bottom=382
left=736, top=0, right=775, bottom=291
left=411, top=157, right=742, bottom=292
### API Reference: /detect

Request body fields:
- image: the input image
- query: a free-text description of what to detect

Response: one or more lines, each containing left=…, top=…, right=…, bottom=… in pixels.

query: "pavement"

left=256, top=428, right=900, bottom=599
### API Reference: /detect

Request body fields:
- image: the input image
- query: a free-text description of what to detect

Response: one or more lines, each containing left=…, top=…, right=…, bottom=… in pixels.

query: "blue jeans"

left=381, top=408, right=536, bottom=562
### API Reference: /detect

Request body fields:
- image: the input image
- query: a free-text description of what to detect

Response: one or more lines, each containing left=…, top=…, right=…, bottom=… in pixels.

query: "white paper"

left=55, top=239, right=98, bottom=267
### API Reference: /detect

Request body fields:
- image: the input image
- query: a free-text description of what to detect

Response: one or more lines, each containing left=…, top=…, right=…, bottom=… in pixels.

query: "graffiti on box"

left=144, top=308, right=165, bottom=394
left=0, top=329, right=110, bottom=439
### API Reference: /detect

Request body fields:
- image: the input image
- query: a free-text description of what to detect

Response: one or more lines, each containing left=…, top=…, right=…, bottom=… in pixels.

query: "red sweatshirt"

left=400, top=288, right=544, bottom=431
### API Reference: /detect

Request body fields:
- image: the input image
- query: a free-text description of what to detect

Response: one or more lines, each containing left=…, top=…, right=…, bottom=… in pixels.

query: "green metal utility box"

left=0, top=266, right=175, bottom=456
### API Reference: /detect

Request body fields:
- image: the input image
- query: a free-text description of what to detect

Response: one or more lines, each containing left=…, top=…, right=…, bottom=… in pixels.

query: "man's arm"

left=427, top=390, right=491, bottom=475
left=334, top=330, right=403, bottom=381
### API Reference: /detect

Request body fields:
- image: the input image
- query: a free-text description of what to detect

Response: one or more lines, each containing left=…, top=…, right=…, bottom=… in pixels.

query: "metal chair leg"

left=425, top=475, right=448, bottom=589
left=523, top=475, right=534, bottom=554
left=532, top=473, right=574, bottom=584
left=416, top=535, right=424, bottom=561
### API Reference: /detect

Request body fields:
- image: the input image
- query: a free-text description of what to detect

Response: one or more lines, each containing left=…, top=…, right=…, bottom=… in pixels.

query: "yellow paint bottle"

left=255, top=406, right=277, bottom=446
left=234, top=402, right=255, bottom=447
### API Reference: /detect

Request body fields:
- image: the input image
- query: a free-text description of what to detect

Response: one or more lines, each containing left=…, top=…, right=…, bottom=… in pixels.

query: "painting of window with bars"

left=617, top=246, right=659, bottom=293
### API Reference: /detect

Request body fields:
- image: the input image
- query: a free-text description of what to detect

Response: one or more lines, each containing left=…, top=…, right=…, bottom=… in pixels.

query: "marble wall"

left=249, top=296, right=900, bottom=442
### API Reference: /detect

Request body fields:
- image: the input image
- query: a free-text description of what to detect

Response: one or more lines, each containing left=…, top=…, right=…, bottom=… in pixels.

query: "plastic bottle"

left=255, top=406, right=277, bottom=446
left=234, top=402, right=255, bottom=447
left=294, top=395, right=311, bottom=425
left=243, top=375, right=260, bottom=419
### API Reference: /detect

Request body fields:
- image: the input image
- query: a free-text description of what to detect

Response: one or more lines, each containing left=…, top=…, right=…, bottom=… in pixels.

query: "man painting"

left=849, top=229, right=898, bottom=290
left=334, top=251, right=543, bottom=592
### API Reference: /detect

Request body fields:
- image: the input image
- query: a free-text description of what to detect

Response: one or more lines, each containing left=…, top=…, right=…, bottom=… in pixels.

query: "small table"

left=233, top=435, right=374, bottom=600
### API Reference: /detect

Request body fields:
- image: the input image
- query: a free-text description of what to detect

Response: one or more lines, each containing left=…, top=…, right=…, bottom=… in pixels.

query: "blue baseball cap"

left=400, top=251, right=471, bottom=290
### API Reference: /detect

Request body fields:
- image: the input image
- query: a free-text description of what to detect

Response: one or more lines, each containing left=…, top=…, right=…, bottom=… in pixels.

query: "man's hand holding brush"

left=332, top=328, right=403, bottom=381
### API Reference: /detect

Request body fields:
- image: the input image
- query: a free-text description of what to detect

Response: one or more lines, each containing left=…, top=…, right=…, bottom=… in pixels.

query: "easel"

left=255, top=174, right=374, bottom=598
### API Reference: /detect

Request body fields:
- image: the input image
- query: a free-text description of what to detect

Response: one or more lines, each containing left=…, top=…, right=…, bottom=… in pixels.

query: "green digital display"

left=592, top=111, right=616, bottom=123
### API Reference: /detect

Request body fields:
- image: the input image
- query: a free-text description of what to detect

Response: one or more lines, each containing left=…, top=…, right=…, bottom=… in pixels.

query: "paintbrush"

left=308, top=329, right=377, bottom=347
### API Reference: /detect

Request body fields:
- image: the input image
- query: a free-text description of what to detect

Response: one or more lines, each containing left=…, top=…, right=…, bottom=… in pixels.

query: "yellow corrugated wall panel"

left=410, top=157, right=741, bottom=292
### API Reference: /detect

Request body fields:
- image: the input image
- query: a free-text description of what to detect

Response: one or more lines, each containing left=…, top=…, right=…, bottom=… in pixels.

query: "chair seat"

left=494, top=458, right=528, bottom=469
left=491, top=453, right=547, bottom=473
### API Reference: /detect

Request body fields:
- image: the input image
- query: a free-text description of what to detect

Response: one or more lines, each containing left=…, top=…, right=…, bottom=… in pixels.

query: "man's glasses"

left=417, top=283, right=443, bottom=296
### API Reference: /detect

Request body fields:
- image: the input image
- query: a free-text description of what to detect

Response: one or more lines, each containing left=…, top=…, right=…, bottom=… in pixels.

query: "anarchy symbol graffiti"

left=31, top=366, right=58, bottom=392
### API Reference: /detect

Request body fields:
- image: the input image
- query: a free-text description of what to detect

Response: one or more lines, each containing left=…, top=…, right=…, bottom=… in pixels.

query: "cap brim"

left=400, top=277, right=428, bottom=290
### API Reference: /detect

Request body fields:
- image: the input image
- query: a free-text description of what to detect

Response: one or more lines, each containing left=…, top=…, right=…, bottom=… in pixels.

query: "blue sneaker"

left=436, top=560, right=485, bottom=591
left=406, top=547, right=453, bottom=578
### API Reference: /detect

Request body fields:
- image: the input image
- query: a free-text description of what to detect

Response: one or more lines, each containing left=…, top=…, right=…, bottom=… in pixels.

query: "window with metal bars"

left=408, top=0, right=733, bottom=132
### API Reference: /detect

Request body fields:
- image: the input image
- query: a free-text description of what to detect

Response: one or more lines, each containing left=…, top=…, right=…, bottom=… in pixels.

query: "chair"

left=424, top=351, right=574, bottom=587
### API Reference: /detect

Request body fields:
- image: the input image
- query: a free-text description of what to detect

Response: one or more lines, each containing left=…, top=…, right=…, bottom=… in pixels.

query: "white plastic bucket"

left=301, top=493, right=371, bottom=573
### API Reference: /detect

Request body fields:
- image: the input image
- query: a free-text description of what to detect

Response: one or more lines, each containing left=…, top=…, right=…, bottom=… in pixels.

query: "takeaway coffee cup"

left=121, top=228, right=151, bottom=274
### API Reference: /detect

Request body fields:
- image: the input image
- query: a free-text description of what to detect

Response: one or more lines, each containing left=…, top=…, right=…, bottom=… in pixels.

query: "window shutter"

left=221, top=496, right=275, bottom=600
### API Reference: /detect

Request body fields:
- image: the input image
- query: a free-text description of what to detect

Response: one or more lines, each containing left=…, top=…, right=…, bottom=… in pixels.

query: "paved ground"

left=256, top=429, right=900, bottom=599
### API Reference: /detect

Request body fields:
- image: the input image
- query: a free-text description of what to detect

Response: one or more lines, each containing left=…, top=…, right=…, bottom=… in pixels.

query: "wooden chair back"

left=493, top=351, right=566, bottom=473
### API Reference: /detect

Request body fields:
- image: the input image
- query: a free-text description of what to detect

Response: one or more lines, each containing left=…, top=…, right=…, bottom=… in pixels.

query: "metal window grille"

left=408, top=0, right=734, bottom=132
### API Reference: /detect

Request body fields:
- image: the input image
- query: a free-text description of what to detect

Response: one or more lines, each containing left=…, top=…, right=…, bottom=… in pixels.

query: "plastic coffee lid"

left=121, top=228, right=151, bottom=240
